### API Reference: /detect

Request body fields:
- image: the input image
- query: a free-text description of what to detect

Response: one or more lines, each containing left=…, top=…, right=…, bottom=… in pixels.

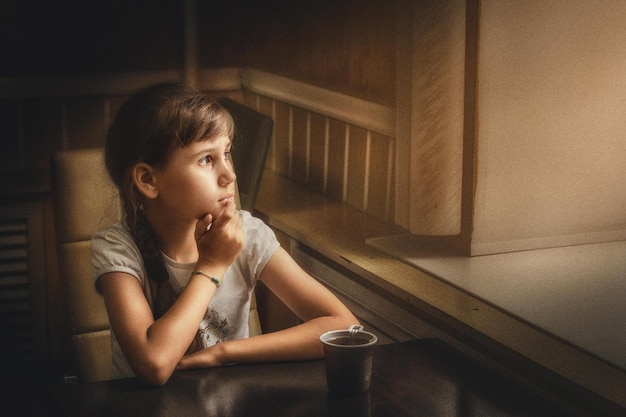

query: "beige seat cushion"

left=53, top=147, right=262, bottom=381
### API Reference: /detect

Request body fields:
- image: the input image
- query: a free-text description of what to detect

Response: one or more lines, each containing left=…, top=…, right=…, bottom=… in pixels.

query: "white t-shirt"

left=91, top=210, right=279, bottom=379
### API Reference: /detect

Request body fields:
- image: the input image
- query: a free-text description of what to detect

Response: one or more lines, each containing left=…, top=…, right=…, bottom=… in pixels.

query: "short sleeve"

left=91, top=222, right=146, bottom=293
left=238, top=211, right=280, bottom=282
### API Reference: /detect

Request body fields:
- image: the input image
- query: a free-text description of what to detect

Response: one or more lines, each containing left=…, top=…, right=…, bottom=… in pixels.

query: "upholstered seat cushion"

left=53, top=147, right=263, bottom=382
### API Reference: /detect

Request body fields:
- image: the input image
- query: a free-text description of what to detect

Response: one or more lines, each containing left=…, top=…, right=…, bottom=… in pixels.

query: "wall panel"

left=242, top=70, right=397, bottom=223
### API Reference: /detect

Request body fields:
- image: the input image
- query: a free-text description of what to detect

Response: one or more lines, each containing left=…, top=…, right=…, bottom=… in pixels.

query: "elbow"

left=342, top=313, right=360, bottom=329
left=133, top=355, right=178, bottom=386
left=333, top=308, right=360, bottom=330
left=342, top=303, right=359, bottom=325
left=139, top=371, right=170, bottom=387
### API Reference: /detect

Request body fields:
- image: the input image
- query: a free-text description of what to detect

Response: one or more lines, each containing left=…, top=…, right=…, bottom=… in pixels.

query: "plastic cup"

left=320, top=326, right=378, bottom=395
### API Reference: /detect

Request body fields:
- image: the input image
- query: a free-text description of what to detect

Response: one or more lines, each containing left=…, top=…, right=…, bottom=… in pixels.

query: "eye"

left=199, top=155, right=213, bottom=166
left=224, top=151, right=231, bottom=161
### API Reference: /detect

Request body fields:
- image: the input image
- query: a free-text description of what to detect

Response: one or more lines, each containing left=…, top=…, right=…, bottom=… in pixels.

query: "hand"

left=176, top=343, right=226, bottom=370
left=194, top=199, right=244, bottom=271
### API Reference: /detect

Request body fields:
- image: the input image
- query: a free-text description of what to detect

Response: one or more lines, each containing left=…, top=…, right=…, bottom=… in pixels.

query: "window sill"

left=255, top=169, right=626, bottom=411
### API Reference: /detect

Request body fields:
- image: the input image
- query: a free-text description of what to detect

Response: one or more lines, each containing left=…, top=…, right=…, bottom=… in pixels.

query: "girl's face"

left=152, top=135, right=236, bottom=223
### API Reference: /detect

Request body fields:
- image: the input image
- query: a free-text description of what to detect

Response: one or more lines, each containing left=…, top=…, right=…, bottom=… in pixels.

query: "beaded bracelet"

left=191, top=270, right=221, bottom=287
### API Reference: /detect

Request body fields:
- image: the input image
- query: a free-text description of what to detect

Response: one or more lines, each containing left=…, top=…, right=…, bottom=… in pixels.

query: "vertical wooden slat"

left=363, top=131, right=371, bottom=212
left=386, top=138, right=395, bottom=222
left=367, top=132, right=393, bottom=221
left=272, top=101, right=291, bottom=176
left=323, top=118, right=330, bottom=193
left=288, top=106, right=293, bottom=177
left=343, top=125, right=350, bottom=203
left=305, top=113, right=311, bottom=183
left=256, top=95, right=275, bottom=171
left=346, top=125, right=367, bottom=211
left=326, top=118, right=346, bottom=202
left=291, top=107, right=308, bottom=184
left=308, top=113, right=326, bottom=193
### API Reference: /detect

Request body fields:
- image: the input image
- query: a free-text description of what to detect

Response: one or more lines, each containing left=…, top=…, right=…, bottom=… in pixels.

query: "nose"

left=218, top=161, right=236, bottom=187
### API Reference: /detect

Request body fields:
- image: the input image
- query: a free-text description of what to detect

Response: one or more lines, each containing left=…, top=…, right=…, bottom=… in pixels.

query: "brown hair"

left=106, top=82, right=233, bottom=350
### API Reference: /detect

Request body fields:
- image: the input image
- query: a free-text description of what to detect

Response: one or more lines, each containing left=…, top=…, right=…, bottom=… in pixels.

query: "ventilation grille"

left=0, top=218, right=37, bottom=360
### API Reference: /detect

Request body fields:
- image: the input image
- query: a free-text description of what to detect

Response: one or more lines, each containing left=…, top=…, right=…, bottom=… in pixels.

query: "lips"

left=218, top=194, right=235, bottom=204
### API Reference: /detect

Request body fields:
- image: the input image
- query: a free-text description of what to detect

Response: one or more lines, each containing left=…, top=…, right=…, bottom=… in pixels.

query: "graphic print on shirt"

left=199, top=309, right=236, bottom=346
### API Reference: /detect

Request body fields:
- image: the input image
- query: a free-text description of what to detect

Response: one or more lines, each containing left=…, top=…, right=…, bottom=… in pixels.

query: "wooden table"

left=48, top=339, right=580, bottom=417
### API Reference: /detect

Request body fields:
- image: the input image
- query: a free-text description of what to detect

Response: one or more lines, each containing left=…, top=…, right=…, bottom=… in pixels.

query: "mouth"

left=218, top=194, right=235, bottom=204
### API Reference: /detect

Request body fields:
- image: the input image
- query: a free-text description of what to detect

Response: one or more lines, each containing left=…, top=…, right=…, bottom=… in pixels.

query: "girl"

left=92, top=82, right=357, bottom=386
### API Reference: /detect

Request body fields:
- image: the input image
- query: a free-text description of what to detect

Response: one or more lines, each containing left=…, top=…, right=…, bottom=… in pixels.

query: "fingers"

left=210, top=200, right=243, bottom=243
left=196, top=199, right=244, bottom=268
left=194, top=213, right=213, bottom=241
left=195, top=198, right=240, bottom=240
left=215, top=200, right=245, bottom=235
left=211, top=198, right=237, bottom=227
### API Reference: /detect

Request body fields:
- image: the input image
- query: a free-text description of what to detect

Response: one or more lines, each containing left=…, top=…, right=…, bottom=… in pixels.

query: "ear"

left=132, top=162, right=159, bottom=199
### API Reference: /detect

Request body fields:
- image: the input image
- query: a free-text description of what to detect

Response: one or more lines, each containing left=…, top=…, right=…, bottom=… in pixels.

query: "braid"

left=134, top=208, right=177, bottom=320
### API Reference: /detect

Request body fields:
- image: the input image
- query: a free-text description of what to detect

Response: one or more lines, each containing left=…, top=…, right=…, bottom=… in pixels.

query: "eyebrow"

left=192, top=139, right=232, bottom=157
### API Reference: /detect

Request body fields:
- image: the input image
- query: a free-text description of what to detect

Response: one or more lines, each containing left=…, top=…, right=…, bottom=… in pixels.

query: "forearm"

left=231, top=323, right=326, bottom=362
left=146, top=274, right=218, bottom=351
left=109, top=273, right=221, bottom=385
left=179, top=314, right=356, bottom=369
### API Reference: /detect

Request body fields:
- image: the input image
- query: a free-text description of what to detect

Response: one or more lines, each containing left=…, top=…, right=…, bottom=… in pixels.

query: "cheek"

left=157, top=170, right=220, bottom=214
left=161, top=170, right=203, bottom=195
left=181, top=179, right=219, bottom=209
left=158, top=175, right=198, bottom=205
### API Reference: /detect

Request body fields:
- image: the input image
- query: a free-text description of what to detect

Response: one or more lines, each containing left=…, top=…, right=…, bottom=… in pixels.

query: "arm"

left=100, top=269, right=222, bottom=385
left=100, top=202, right=244, bottom=386
left=177, top=246, right=358, bottom=369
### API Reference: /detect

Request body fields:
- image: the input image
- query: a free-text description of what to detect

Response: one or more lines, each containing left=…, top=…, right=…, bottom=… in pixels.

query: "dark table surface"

left=47, top=339, right=582, bottom=417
